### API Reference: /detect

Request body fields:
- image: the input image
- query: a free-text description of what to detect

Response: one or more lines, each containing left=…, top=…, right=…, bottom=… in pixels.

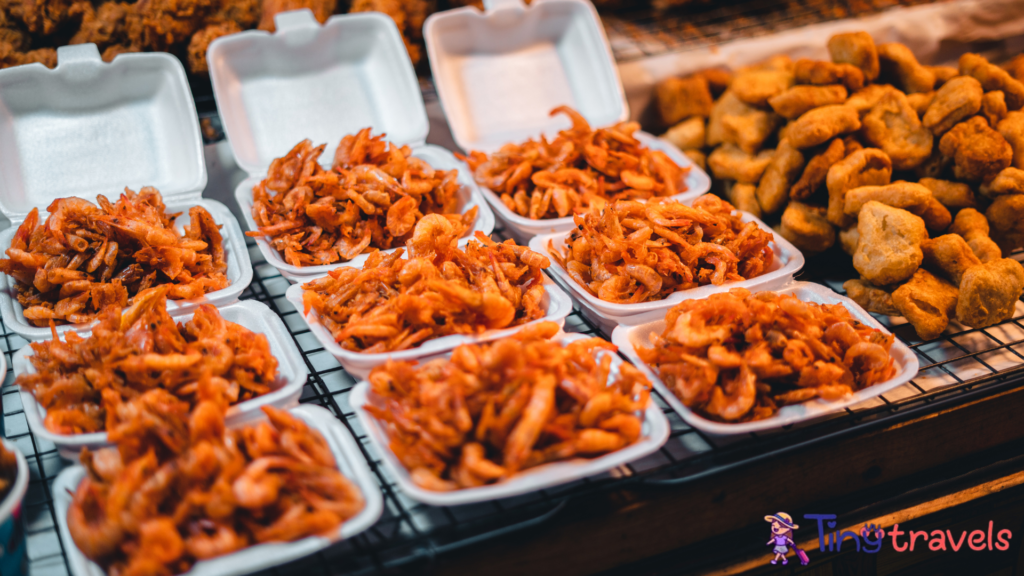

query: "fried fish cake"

left=922, top=234, right=981, bottom=284
left=959, top=53, right=1024, bottom=110
left=656, top=75, right=714, bottom=126
left=790, top=138, right=845, bottom=201
left=787, top=105, right=861, bottom=149
left=979, top=167, right=1024, bottom=196
left=707, top=91, right=758, bottom=147
left=997, top=111, right=1024, bottom=169
left=846, top=85, right=897, bottom=116
left=957, top=258, right=1024, bottom=328
left=892, top=269, right=958, bottom=340
left=725, top=182, right=761, bottom=218
left=662, top=116, right=705, bottom=150
left=878, top=42, right=936, bottom=94
left=828, top=31, right=880, bottom=81
left=768, top=84, right=848, bottom=120
left=982, top=91, right=1008, bottom=127
left=707, top=144, right=775, bottom=184
left=950, top=208, right=1002, bottom=262
left=826, top=148, right=893, bottom=227
left=794, top=58, right=865, bottom=92
left=853, top=201, right=927, bottom=286
left=731, top=68, right=794, bottom=107
left=919, top=178, right=975, bottom=210
left=843, top=278, right=900, bottom=316
left=778, top=202, right=835, bottom=254
left=922, top=76, right=983, bottom=135
left=862, top=90, right=933, bottom=170
left=939, top=116, right=1013, bottom=182
left=755, top=138, right=805, bottom=214
left=985, top=193, right=1024, bottom=253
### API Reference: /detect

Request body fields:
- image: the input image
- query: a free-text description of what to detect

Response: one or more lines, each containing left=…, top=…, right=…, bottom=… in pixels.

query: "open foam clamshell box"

left=13, top=299, right=309, bottom=460
left=52, top=403, right=384, bottom=576
left=0, top=44, right=252, bottom=341
left=208, top=10, right=495, bottom=284
left=423, top=0, right=711, bottom=244
left=611, top=281, right=920, bottom=436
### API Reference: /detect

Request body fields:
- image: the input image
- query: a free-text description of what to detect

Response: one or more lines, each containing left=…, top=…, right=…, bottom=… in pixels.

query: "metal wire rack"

left=4, top=227, right=1024, bottom=576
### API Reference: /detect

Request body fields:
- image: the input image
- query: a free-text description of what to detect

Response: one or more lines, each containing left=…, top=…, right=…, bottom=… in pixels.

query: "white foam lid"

left=0, top=44, right=206, bottom=224
left=208, top=10, right=429, bottom=176
left=424, top=0, right=628, bottom=153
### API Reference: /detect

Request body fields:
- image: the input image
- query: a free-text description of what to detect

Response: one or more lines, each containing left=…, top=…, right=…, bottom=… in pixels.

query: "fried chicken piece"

left=980, top=167, right=1024, bottom=196
left=71, top=2, right=130, bottom=48
left=892, top=269, right=958, bottom=340
left=787, top=105, right=861, bottom=149
left=826, top=148, right=892, bottom=227
left=756, top=138, right=804, bottom=214
left=793, top=58, right=864, bottom=92
left=707, top=144, right=775, bottom=184
left=997, top=111, right=1024, bottom=169
left=986, top=193, right=1024, bottom=253
left=128, top=0, right=217, bottom=51
left=731, top=68, right=794, bottom=107
left=790, top=138, right=844, bottom=201
left=778, top=202, right=834, bottom=254
left=187, top=21, right=239, bottom=73
left=862, top=90, right=933, bottom=170
left=951, top=208, right=1002, bottom=262
left=259, top=0, right=335, bottom=31
left=922, top=76, right=983, bottom=135
left=10, top=0, right=76, bottom=36
left=959, top=53, right=1024, bottom=111
left=939, top=115, right=1013, bottom=182
left=656, top=75, right=714, bottom=126
left=957, top=258, right=1024, bottom=328
left=982, top=91, right=1008, bottom=127
left=844, top=180, right=949, bottom=233
left=662, top=117, right=705, bottom=150
left=906, top=91, right=935, bottom=118
left=929, top=65, right=959, bottom=87
left=878, top=42, right=936, bottom=94
left=768, top=84, right=848, bottom=120
left=828, top=31, right=879, bottom=81
left=919, top=177, right=975, bottom=210
left=922, top=234, right=981, bottom=284
left=845, top=84, right=897, bottom=116
left=209, top=0, right=259, bottom=28
left=725, top=182, right=760, bottom=218
left=843, top=278, right=899, bottom=316
left=853, top=201, right=926, bottom=285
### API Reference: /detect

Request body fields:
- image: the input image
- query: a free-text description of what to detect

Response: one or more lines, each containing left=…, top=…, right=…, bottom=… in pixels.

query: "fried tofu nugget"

left=922, top=76, right=983, bottom=135
left=731, top=68, right=794, bottom=107
left=985, top=193, right=1024, bottom=253
left=922, top=234, right=981, bottom=284
left=982, top=91, right=1008, bottom=127
left=950, top=208, right=1002, bottom=262
left=787, top=105, right=861, bottom=149
left=708, top=144, right=775, bottom=184
left=980, top=167, right=1024, bottom=196
left=768, top=84, right=848, bottom=120
left=756, top=138, right=805, bottom=214
left=892, top=269, right=958, bottom=340
left=997, top=111, right=1024, bottom=169
left=794, top=58, right=865, bottom=92
left=878, top=42, right=936, bottom=94
left=725, top=182, right=761, bottom=218
left=862, top=90, right=933, bottom=170
left=826, top=148, right=893, bottom=227
left=791, top=138, right=845, bottom=201
left=853, top=201, right=927, bottom=285
left=919, top=178, right=976, bottom=210
left=957, top=258, right=1024, bottom=328
left=828, top=31, right=880, bottom=81
left=778, top=201, right=835, bottom=254
left=939, top=116, right=1013, bottom=182
left=662, top=117, right=705, bottom=150
left=844, top=278, right=900, bottom=316
left=656, top=75, right=714, bottom=126
left=959, top=53, right=1024, bottom=111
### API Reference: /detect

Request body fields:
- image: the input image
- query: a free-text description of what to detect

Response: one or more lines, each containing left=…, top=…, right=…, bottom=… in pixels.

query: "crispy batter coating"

left=845, top=84, right=897, bottom=115
left=186, top=21, right=239, bottom=73
left=550, top=195, right=775, bottom=303
left=462, top=107, right=689, bottom=220
left=828, top=31, right=880, bottom=81
left=906, top=91, right=935, bottom=117
left=708, top=144, right=775, bottom=184
left=70, top=2, right=131, bottom=49
left=768, top=84, right=848, bottom=120
left=778, top=202, right=834, bottom=254
left=862, top=89, right=933, bottom=170
left=951, top=207, right=1002, bottom=262
left=127, top=0, right=217, bottom=51
left=956, top=258, right=1024, bottom=328
left=826, top=148, right=893, bottom=227
left=919, top=177, right=976, bottom=210
left=997, top=111, right=1024, bottom=169
left=794, top=58, right=864, bottom=92
left=853, top=201, right=926, bottom=285
left=683, top=149, right=706, bottom=171
left=959, top=53, right=1024, bottom=111
left=366, top=323, right=652, bottom=487
left=922, top=76, right=983, bottom=135
left=986, top=193, right=1024, bottom=253
left=980, top=167, right=1024, bottom=196
left=982, top=91, right=1008, bottom=127
left=922, top=234, right=981, bottom=285
left=843, top=181, right=932, bottom=216
left=732, top=68, right=794, bottom=107
left=662, top=116, right=705, bottom=150
left=725, top=182, right=761, bottom=218
left=790, top=138, right=845, bottom=201
left=843, top=278, right=899, bottom=316
left=638, top=288, right=897, bottom=422
left=656, top=75, right=714, bottom=126
left=707, top=91, right=759, bottom=147
left=878, top=42, right=936, bottom=94
left=1007, top=54, right=1024, bottom=83
left=16, top=287, right=278, bottom=435
left=839, top=226, right=859, bottom=256
left=891, top=268, right=958, bottom=340
left=929, top=65, right=960, bottom=87
left=756, top=138, right=805, bottom=214
left=787, top=104, right=861, bottom=149
left=939, top=116, right=1013, bottom=182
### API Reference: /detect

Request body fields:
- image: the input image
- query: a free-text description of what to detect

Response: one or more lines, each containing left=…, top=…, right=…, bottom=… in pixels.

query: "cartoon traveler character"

left=765, top=512, right=801, bottom=565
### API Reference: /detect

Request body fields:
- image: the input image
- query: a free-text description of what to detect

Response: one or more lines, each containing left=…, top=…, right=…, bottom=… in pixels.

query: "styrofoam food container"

left=0, top=44, right=253, bottom=341
left=424, top=0, right=711, bottom=242
left=529, top=205, right=805, bottom=329
left=209, top=10, right=494, bottom=284
left=284, top=270, right=574, bottom=379
left=13, top=300, right=309, bottom=459
left=53, top=403, right=383, bottom=576
left=0, top=437, right=29, bottom=539
left=350, top=332, right=670, bottom=506
left=611, top=281, right=919, bottom=435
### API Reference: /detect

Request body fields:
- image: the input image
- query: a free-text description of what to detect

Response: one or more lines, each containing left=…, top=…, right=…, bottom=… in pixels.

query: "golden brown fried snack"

left=187, top=21, right=239, bottom=73
left=891, top=268, right=958, bottom=340
left=959, top=53, right=1024, bottom=111
left=708, top=144, right=775, bottom=184
left=826, top=148, right=893, bottom=227
left=843, top=180, right=930, bottom=215
left=878, top=42, right=936, bottom=94
left=957, top=258, right=1024, bottom=328
left=862, top=90, right=933, bottom=170
left=922, top=76, right=983, bottom=135
left=1007, top=54, right=1024, bottom=83
left=929, top=65, right=960, bottom=87
left=768, top=84, right=848, bottom=120
left=906, top=91, right=935, bottom=117
left=756, top=138, right=804, bottom=214
left=922, top=234, right=981, bottom=284
left=725, top=182, right=761, bottom=218
left=707, top=91, right=757, bottom=147
left=794, top=58, right=865, bottom=92
left=721, top=107, right=783, bottom=154
left=697, top=68, right=733, bottom=96
left=127, top=0, right=219, bottom=51
left=980, top=167, right=1024, bottom=196
left=70, top=2, right=130, bottom=49
left=986, top=193, right=1024, bottom=253
left=845, top=85, right=897, bottom=115
left=843, top=278, right=900, bottom=315
left=853, top=201, right=927, bottom=285
left=778, top=202, right=835, bottom=254
left=656, top=75, right=714, bottom=126
left=662, top=116, right=705, bottom=150
left=939, top=116, right=1013, bottom=182
left=828, top=31, right=879, bottom=81
left=790, top=138, right=845, bottom=201
left=210, top=0, right=260, bottom=28
left=683, top=149, right=706, bottom=171
left=11, top=0, right=76, bottom=36
left=919, top=177, right=976, bottom=210
left=982, top=91, right=1008, bottom=127
left=843, top=134, right=864, bottom=156
left=997, top=111, right=1024, bottom=169
left=731, top=68, right=794, bottom=107
left=839, top=226, right=859, bottom=256
left=787, top=104, right=861, bottom=149
left=915, top=197, right=953, bottom=233
left=950, top=208, right=1002, bottom=262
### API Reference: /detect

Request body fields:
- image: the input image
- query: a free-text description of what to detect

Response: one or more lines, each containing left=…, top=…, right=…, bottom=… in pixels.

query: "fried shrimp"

left=364, top=324, right=651, bottom=490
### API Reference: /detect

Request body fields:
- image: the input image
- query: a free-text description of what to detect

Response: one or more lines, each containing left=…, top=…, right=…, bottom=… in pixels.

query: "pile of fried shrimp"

left=301, top=216, right=551, bottom=353
left=637, top=288, right=897, bottom=422
left=248, top=129, right=479, bottom=268
left=0, top=187, right=229, bottom=327
left=16, top=286, right=278, bottom=435
left=66, top=394, right=363, bottom=575
left=458, top=106, right=691, bottom=220
left=364, top=322, right=652, bottom=491
left=549, top=194, right=775, bottom=303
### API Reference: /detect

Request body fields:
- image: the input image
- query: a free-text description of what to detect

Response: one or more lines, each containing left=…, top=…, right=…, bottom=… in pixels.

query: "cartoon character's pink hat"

left=765, top=512, right=799, bottom=529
